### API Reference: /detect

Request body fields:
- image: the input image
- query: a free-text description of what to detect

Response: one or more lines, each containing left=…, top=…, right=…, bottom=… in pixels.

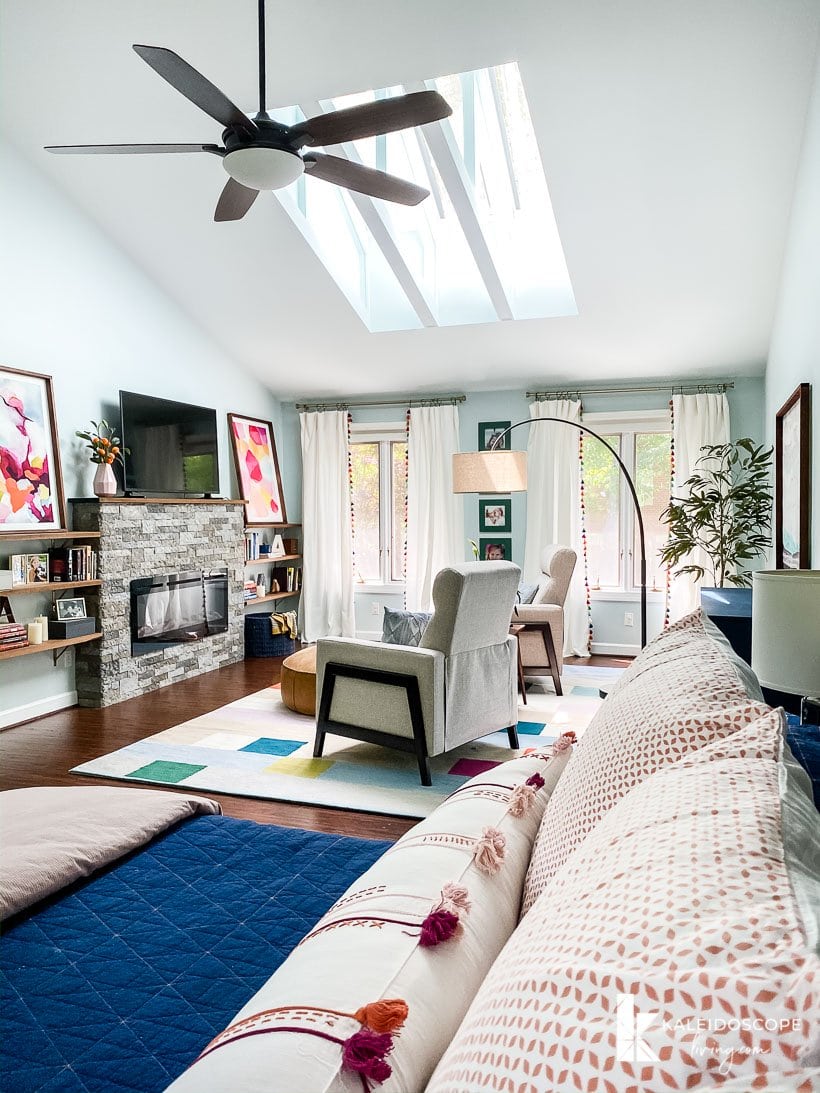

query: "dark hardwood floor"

left=0, top=652, right=628, bottom=841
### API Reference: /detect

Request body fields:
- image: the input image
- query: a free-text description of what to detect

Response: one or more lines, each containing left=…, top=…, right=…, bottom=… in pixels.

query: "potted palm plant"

left=660, top=438, right=773, bottom=656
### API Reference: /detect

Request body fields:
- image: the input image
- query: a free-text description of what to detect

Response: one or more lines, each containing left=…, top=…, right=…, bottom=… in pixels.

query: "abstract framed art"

left=0, top=366, right=67, bottom=534
left=775, top=382, right=811, bottom=569
left=228, top=413, right=287, bottom=526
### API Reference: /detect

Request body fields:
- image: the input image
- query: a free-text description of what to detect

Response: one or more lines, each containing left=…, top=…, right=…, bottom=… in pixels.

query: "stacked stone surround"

left=72, top=500, right=245, bottom=708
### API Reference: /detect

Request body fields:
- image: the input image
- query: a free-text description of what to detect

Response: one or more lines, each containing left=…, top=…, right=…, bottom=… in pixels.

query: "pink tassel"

left=437, top=882, right=471, bottom=914
left=418, top=908, right=461, bottom=947
left=552, top=732, right=575, bottom=755
left=508, top=783, right=537, bottom=817
left=473, top=826, right=506, bottom=874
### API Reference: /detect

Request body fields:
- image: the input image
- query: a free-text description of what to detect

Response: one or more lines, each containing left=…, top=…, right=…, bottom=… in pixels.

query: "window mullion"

left=622, top=433, right=636, bottom=592
left=380, top=441, right=391, bottom=584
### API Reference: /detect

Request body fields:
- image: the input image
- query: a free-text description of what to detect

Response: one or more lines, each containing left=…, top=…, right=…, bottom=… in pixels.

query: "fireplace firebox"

left=130, top=569, right=228, bottom=657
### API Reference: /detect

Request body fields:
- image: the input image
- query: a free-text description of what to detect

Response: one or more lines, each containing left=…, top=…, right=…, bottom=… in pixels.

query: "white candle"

left=27, top=622, right=43, bottom=645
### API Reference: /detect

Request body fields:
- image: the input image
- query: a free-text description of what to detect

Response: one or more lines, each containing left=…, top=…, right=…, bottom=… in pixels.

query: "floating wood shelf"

left=0, top=531, right=101, bottom=542
left=69, top=497, right=247, bottom=507
left=2, top=580, right=102, bottom=595
left=244, top=555, right=301, bottom=566
left=0, top=632, right=102, bottom=662
left=243, top=590, right=299, bottom=607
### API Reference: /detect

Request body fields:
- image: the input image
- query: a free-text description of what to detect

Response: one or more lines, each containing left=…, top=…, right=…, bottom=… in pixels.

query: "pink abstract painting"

left=228, top=414, right=286, bottom=525
left=1, top=367, right=65, bottom=532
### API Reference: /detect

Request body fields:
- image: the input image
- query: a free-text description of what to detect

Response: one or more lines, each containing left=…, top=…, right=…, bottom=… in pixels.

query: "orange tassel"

left=353, top=999, right=409, bottom=1034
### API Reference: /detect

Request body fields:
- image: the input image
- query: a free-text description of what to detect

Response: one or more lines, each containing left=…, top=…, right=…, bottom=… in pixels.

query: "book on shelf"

left=243, top=578, right=259, bottom=602
left=0, top=622, right=29, bottom=650
left=66, top=545, right=97, bottom=582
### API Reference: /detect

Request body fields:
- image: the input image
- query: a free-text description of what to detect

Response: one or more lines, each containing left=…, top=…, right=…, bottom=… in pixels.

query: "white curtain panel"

left=668, top=392, right=730, bottom=620
left=406, top=404, right=464, bottom=612
left=299, top=410, right=355, bottom=642
left=523, top=399, right=590, bottom=657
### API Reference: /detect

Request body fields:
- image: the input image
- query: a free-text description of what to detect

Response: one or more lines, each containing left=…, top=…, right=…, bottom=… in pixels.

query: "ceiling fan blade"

left=45, top=143, right=224, bottom=155
left=133, top=45, right=257, bottom=135
left=290, top=90, right=451, bottom=148
left=214, top=177, right=259, bottom=222
left=304, top=153, right=429, bottom=206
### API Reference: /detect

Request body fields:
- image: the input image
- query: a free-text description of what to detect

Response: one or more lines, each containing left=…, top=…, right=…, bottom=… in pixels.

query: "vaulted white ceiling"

left=2, top=0, right=819, bottom=398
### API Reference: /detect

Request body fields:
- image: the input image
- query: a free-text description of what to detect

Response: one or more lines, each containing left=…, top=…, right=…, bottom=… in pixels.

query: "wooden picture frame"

left=775, top=382, right=811, bottom=569
left=479, top=497, right=511, bottom=533
left=228, top=413, right=287, bottom=527
left=478, top=421, right=511, bottom=451
left=0, top=365, right=67, bottom=534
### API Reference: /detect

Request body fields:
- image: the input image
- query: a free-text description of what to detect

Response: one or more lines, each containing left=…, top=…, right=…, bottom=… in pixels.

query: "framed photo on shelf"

left=775, top=383, right=811, bottom=569
left=478, top=421, right=511, bottom=451
left=25, top=553, right=49, bottom=584
left=56, top=597, right=87, bottom=620
left=479, top=537, right=511, bottom=561
left=479, top=497, right=511, bottom=534
left=0, top=366, right=67, bottom=534
left=228, top=413, right=287, bottom=527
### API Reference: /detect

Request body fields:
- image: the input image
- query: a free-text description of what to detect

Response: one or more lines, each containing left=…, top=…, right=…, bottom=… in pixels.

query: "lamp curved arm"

left=490, top=417, right=647, bottom=648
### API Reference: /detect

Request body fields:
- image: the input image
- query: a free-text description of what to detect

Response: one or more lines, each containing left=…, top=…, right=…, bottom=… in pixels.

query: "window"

left=583, top=412, right=671, bottom=596
left=267, top=62, right=576, bottom=332
left=349, top=424, right=407, bottom=586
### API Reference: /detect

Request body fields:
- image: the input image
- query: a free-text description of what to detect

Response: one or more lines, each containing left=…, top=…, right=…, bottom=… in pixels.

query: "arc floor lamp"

left=453, top=417, right=648, bottom=649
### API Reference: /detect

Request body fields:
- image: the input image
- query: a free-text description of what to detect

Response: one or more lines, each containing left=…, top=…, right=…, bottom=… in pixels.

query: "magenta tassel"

left=526, top=772, right=545, bottom=789
left=418, top=908, right=461, bottom=947
left=342, top=1029, right=394, bottom=1084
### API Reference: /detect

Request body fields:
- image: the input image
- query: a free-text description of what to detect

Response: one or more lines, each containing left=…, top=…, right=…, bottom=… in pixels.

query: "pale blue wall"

left=280, top=376, right=765, bottom=648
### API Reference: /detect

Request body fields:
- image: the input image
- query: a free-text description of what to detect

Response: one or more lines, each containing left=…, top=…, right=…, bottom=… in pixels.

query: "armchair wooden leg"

left=507, top=724, right=520, bottom=749
left=541, top=625, right=563, bottom=696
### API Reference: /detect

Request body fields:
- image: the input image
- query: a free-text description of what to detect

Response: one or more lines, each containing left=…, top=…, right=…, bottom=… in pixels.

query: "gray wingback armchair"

left=513, top=545, right=577, bottom=695
left=314, top=562, right=521, bottom=785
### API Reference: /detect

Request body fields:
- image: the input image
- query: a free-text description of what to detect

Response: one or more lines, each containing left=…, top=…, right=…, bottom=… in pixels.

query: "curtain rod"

left=527, top=381, right=734, bottom=400
left=296, top=395, right=466, bottom=412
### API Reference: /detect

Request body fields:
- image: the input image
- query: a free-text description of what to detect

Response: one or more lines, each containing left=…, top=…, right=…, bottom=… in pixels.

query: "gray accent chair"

left=314, top=562, right=521, bottom=785
left=513, top=545, right=577, bottom=695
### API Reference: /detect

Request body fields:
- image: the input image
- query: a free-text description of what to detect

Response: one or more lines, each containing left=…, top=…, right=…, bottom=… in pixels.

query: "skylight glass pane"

left=270, top=62, right=575, bottom=332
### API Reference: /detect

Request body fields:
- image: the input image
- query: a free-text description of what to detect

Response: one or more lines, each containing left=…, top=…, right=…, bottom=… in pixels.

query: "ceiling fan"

left=45, top=0, right=451, bottom=221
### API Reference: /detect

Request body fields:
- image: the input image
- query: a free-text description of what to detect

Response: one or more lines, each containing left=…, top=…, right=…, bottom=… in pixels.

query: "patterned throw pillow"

left=520, top=609, right=770, bottom=914
left=381, top=606, right=432, bottom=647
left=427, top=709, right=820, bottom=1093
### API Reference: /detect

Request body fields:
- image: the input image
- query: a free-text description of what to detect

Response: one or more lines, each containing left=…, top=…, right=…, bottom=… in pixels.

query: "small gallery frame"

left=775, top=382, right=811, bottom=569
left=0, top=365, right=67, bottom=534
left=479, top=497, right=511, bottom=534
left=56, top=597, right=87, bottom=620
left=478, top=421, right=511, bottom=451
left=479, top=537, right=512, bottom=561
left=228, top=413, right=287, bottom=527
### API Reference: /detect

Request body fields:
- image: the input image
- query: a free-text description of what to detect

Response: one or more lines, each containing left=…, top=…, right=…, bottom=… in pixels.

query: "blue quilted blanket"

left=0, top=815, right=391, bottom=1093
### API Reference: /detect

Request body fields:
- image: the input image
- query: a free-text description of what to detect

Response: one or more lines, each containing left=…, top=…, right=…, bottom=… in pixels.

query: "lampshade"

left=452, top=450, right=528, bottom=494
left=223, top=147, right=304, bottom=190
left=751, top=570, right=820, bottom=695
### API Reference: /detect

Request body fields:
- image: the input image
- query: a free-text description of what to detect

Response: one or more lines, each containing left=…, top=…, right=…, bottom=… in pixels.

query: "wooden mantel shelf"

left=69, top=497, right=247, bottom=506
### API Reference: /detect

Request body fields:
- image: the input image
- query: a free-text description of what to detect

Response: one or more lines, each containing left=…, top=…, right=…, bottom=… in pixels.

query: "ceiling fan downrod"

left=257, top=0, right=267, bottom=118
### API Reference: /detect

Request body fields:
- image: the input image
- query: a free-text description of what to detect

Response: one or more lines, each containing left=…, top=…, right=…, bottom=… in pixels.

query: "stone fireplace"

left=71, top=499, right=245, bottom=707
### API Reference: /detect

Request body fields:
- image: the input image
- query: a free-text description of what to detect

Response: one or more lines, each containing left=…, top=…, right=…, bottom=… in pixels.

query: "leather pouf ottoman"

left=280, top=646, right=317, bottom=716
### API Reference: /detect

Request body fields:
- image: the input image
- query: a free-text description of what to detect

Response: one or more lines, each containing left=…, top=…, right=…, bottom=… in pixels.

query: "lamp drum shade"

left=452, top=450, right=528, bottom=494
left=751, top=570, right=820, bottom=696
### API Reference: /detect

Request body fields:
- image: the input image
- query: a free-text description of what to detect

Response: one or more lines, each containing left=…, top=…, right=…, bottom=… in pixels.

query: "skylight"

left=270, top=63, right=577, bottom=332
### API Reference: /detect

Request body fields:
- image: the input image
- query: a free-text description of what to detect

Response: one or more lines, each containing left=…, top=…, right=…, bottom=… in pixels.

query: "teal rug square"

left=516, top=720, right=547, bottom=735
left=240, top=738, right=303, bottom=757
left=126, top=760, right=206, bottom=783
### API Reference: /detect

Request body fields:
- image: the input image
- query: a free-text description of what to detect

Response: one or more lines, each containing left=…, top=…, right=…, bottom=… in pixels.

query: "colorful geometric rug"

left=71, top=665, right=623, bottom=819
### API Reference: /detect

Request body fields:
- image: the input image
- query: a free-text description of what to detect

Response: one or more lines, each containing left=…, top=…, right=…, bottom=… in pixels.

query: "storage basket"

left=244, top=613, right=296, bottom=657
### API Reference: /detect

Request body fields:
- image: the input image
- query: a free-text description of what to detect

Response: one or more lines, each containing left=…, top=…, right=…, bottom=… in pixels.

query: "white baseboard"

left=590, top=641, right=640, bottom=657
left=0, top=689, right=78, bottom=730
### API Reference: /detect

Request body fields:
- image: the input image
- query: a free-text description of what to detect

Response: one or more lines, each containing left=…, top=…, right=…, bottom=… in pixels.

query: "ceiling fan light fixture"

left=223, top=146, right=304, bottom=190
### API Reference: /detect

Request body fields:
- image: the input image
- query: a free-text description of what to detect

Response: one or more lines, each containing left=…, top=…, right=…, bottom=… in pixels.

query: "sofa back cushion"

left=164, top=744, right=574, bottom=1093
left=428, top=709, right=820, bottom=1093
left=521, top=609, right=770, bottom=913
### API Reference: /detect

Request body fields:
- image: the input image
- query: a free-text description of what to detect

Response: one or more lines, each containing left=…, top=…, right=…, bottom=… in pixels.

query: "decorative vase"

left=92, top=462, right=117, bottom=497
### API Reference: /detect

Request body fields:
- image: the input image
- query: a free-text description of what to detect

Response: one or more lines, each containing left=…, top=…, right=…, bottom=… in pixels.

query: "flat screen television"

left=119, top=390, right=220, bottom=496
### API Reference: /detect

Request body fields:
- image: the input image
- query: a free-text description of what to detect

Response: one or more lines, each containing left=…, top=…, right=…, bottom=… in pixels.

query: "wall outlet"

left=624, top=611, right=635, bottom=627
left=370, top=601, right=381, bottom=617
